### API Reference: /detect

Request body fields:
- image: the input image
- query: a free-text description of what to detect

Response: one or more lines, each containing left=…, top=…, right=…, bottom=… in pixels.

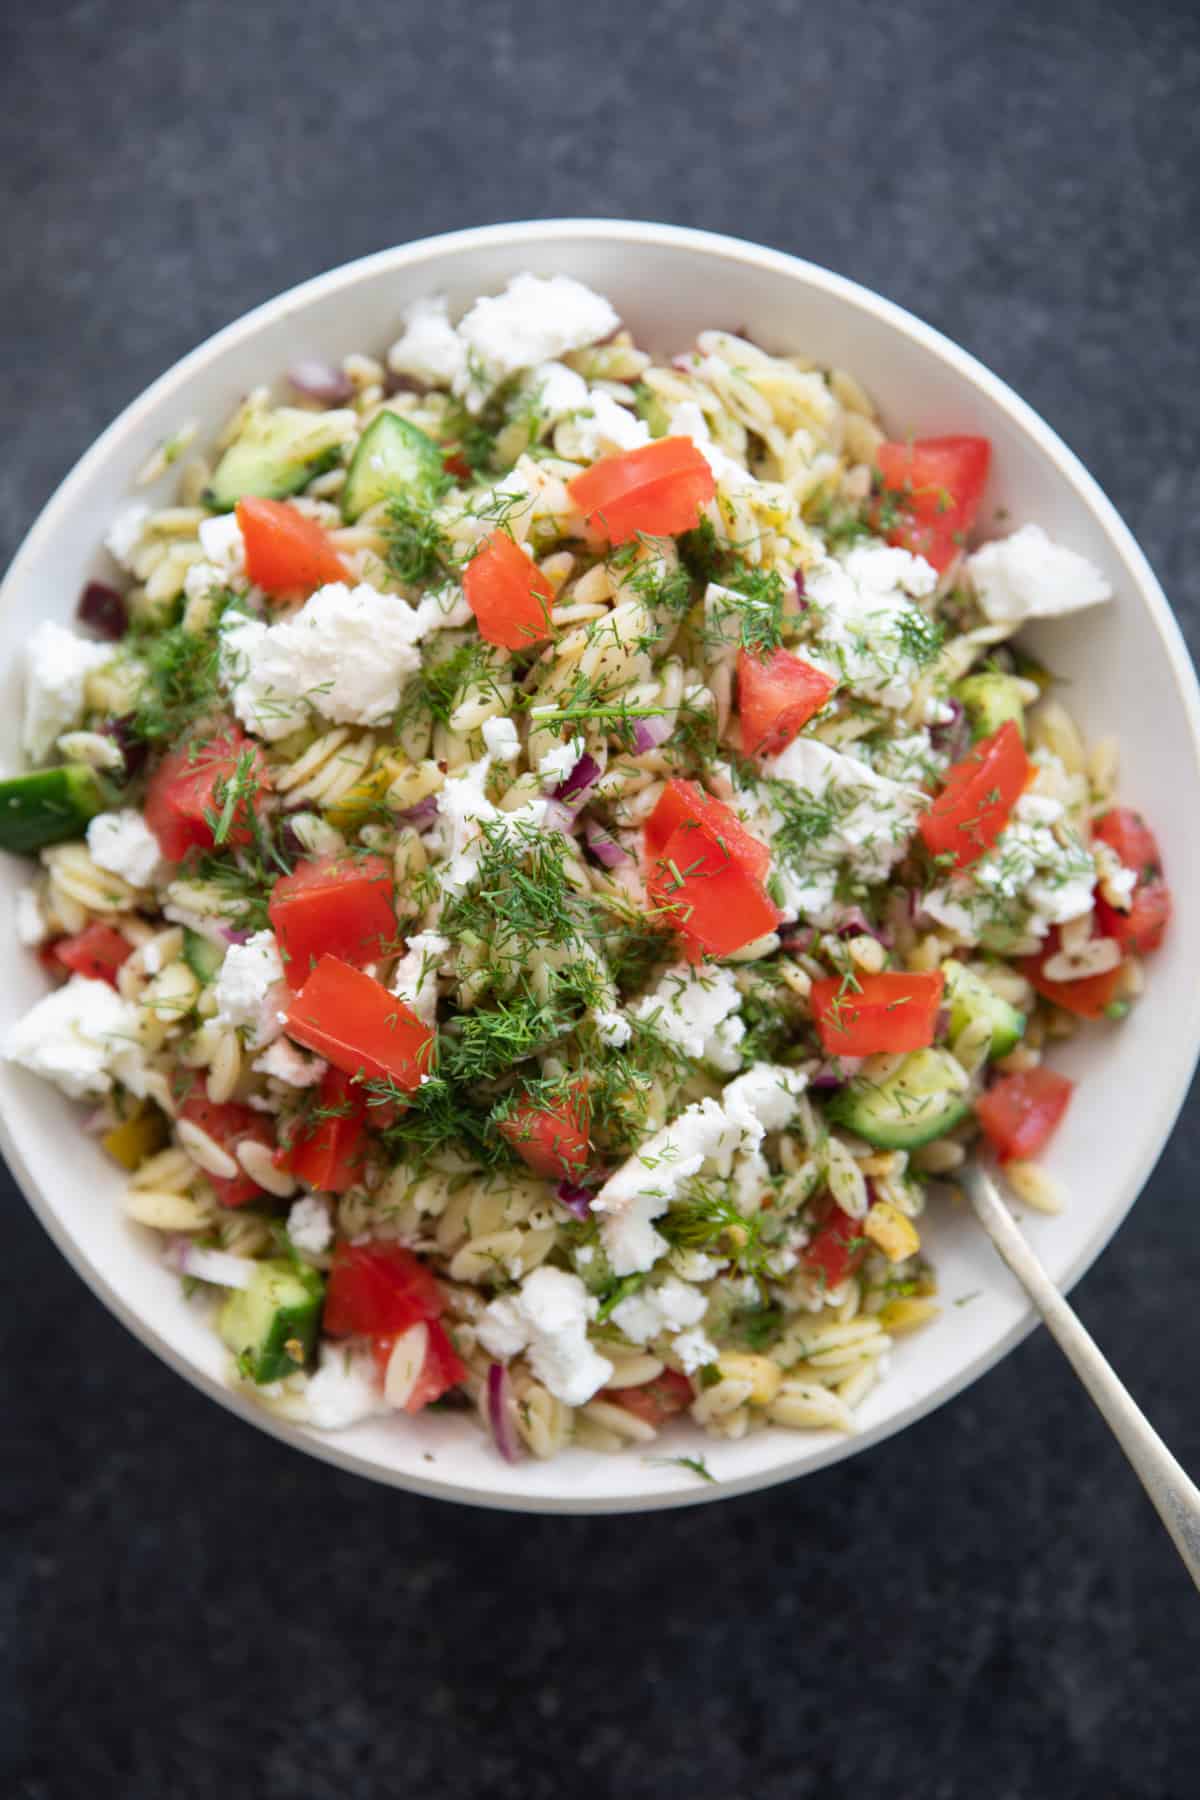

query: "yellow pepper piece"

left=102, top=1107, right=169, bottom=1172
left=877, top=1296, right=940, bottom=1335
left=862, top=1200, right=921, bottom=1263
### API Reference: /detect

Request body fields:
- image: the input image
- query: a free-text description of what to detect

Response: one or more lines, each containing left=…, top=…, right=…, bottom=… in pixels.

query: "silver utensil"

left=962, top=1159, right=1200, bottom=1589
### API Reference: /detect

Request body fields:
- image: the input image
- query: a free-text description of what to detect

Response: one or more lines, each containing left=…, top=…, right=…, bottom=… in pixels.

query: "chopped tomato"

left=567, top=438, right=716, bottom=545
left=285, top=956, right=434, bottom=1089
left=644, top=778, right=771, bottom=881
left=463, top=530, right=555, bottom=651
left=809, top=970, right=945, bottom=1055
left=874, top=435, right=991, bottom=573
left=499, top=1082, right=590, bottom=1179
left=144, top=728, right=272, bottom=864
left=919, top=720, right=1030, bottom=870
left=976, top=1066, right=1073, bottom=1163
left=802, top=1206, right=869, bottom=1287
left=1020, top=930, right=1125, bottom=1021
left=647, top=820, right=781, bottom=961
left=236, top=497, right=349, bottom=596
left=177, top=1092, right=276, bottom=1208
left=277, top=1068, right=369, bottom=1194
left=1093, top=808, right=1171, bottom=954
left=269, top=852, right=397, bottom=991
left=325, top=1240, right=444, bottom=1337
left=606, top=1368, right=694, bottom=1427
left=372, top=1318, right=467, bottom=1413
left=443, top=451, right=473, bottom=482
left=51, top=923, right=132, bottom=987
left=737, top=648, right=838, bottom=755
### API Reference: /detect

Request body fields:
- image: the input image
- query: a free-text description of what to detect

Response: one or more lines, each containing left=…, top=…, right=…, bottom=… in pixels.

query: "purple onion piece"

left=221, top=926, right=252, bottom=946
left=810, top=1056, right=863, bottom=1090
left=554, top=752, right=601, bottom=805
left=100, top=716, right=148, bottom=782
left=793, top=568, right=808, bottom=608
left=555, top=1180, right=594, bottom=1221
left=77, top=580, right=128, bottom=641
left=833, top=907, right=893, bottom=948
left=486, top=1362, right=524, bottom=1464
left=631, top=715, right=672, bottom=755
left=396, top=795, right=440, bottom=830
left=935, top=1006, right=951, bottom=1039
left=583, top=818, right=633, bottom=869
left=287, top=358, right=354, bottom=405
left=384, top=370, right=431, bottom=397
left=542, top=798, right=576, bottom=835
left=780, top=928, right=816, bottom=955
left=930, top=696, right=967, bottom=755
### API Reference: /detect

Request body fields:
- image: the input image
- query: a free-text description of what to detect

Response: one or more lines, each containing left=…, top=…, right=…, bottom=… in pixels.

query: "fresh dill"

left=646, top=1454, right=716, bottom=1484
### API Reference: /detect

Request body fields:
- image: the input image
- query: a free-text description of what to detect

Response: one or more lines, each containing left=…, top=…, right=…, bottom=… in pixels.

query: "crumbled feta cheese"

left=611, top=1275, right=708, bottom=1345
left=806, top=546, right=938, bottom=712
left=390, top=931, right=448, bottom=1026
left=455, top=275, right=619, bottom=412
left=303, top=1343, right=386, bottom=1430
left=477, top=1267, right=614, bottom=1406
left=23, top=622, right=112, bottom=762
left=537, top=736, right=585, bottom=785
left=482, top=716, right=521, bottom=762
left=669, top=1246, right=727, bottom=1283
left=529, top=360, right=590, bottom=420
left=593, top=1008, right=633, bottom=1048
left=86, top=809, right=162, bottom=889
left=672, top=1327, right=719, bottom=1373
left=757, top=737, right=925, bottom=922
left=4, top=975, right=139, bottom=1099
left=923, top=805, right=1096, bottom=945
left=386, top=293, right=468, bottom=387
left=252, top=1039, right=326, bottom=1087
left=561, top=390, right=651, bottom=461
left=429, top=754, right=549, bottom=897
left=667, top=400, right=759, bottom=493
left=15, top=887, right=47, bottom=947
left=197, top=512, right=246, bottom=574
left=214, top=930, right=287, bottom=1048
left=632, top=963, right=745, bottom=1069
left=183, top=560, right=226, bottom=604
left=104, top=502, right=150, bottom=570
left=1094, top=839, right=1137, bottom=911
left=411, top=582, right=473, bottom=634
left=220, top=581, right=427, bottom=741
left=967, top=524, right=1112, bottom=624
left=287, top=1194, right=334, bottom=1254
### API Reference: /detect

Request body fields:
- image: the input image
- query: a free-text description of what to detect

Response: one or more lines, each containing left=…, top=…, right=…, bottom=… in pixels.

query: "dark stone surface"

left=3, top=1, right=1199, bottom=1794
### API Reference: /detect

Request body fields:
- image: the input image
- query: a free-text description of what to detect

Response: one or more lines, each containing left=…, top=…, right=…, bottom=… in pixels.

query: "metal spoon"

left=962, top=1159, right=1200, bottom=1589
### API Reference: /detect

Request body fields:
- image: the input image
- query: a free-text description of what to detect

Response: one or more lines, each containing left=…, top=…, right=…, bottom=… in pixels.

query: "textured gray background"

left=3, top=1, right=1199, bottom=1795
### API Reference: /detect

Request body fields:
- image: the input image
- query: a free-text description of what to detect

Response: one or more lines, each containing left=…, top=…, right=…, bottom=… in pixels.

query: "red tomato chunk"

left=976, top=1067, right=1074, bottom=1163
left=499, top=1082, right=591, bottom=1179
left=284, top=955, right=434, bottom=1088
left=1020, top=931, right=1125, bottom=1022
left=372, top=1319, right=467, bottom=1413
left=51, top=923, right=132, bottom=987
left=737, top=648, right=838, bottom=755
left=802, top=1206, right=869, bottom=1288
left=177, top=1092, right=276, bottom=1208
left=647, top=820, right=781, bottom=962
left=919, top=720, right=1030, bottom=870
left=325, top=1240, right=444, bottom=1337
left=277, top=1068, right=370, bottom=1194
left=607, top=1368, right=694, bottom=1427
left=874, top=435, right=991, bottom=574
left=236, top=497, right=349, bottom=595
left=644, top=779, right=771, bottom=881
left=567, top=438, right=715, bottom=545
left=269, top=852, right=397, bottom=990
left=809, top=970, right=945, bottom=1056
left=1093, top=808, right=1171, bottom=954
left=144, top=728, right=272, bottom=864
left=463, top=530, right=555, bottom=651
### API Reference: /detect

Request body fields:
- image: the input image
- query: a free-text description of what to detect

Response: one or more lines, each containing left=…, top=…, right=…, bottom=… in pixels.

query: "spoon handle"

left=962, top=1161, right=1200, bottom=1590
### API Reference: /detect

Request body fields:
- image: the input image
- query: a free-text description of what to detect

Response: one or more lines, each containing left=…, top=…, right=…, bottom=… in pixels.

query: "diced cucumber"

left=0, top=764, right=112, bottom=853
left=827, top=1048, right=971, bottom=1150
left=205, top=406, right=355, bottom=511
left=340, top=411, right=445, bottom=522
left=942, top=959, right=1025, bottom=1059
left=218, top=1258, right=325, bottom=1385
left=955, top=672, right=1026, bottom=741
left=182, top=928, right=225, bottom=984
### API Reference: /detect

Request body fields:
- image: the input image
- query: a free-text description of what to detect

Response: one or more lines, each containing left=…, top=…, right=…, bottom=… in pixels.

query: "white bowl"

left=2, top=220, right=1198, bottom=1513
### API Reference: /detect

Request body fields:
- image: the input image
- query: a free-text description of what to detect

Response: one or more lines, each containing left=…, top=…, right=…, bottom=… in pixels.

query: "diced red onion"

left=583, top=819, right=633, bottom=868
left=554, top=751, right=601, bottom=805
left=935, top=1007, right=951, bottom=1039
left=833, top=908, right=893, bottom=948
left=384, top=370, right=430, bottom=397
left=781, top=928, right=816, bottom=955
left=100, top=716, right=148, bottom=781
left=555, top=1180, right=594, bottom=1220
left=486, top=1362, right=524, bottom=1464
left=221, top=926, right=252, bottom=946
left=930, top=697, right=967, bottom=755
left=77, top=580, right=128, bottom=640
left=166, top=1237, right=255, bottom=1289
left=631, top=716, right=672, bottom=755
left=793, top=569, right=808, bottom=609
left=810, top=1056, right=864, bottom=1090
left=287, top=358, right=354, bottom=405
left=542, top=798, right=576, bottom=835
left=396, top=796, right=440, bottom=830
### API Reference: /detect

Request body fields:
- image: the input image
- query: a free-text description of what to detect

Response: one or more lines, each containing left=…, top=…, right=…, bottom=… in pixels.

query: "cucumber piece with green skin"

left=827, top=1048, right=971, bottom=1150
left=942, top=958, right=1025, bottom=1058
left=955, top=671, right=1026, bottom=742
left=218, top=1259, right=325, bottom=1384
left=0, top=764, right=112, bottom=853
left=340, top=411, right=445, bottom=522
left=204, top=406, right=355, bottom=511
left=182, top=929, right=225, bottom=984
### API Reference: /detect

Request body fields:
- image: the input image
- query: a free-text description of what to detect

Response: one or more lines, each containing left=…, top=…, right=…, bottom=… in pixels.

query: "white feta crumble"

left=632, top=963, right=745, bottom=1070
left=455, top=274, right=619, bottom=411
left=923, top=795, right=1097, bottom=945
left=561, top=390, right=651, bottom=461
left=592, top=1007, right=633, bottom=1048
left=390, top=930, right=448, bottom=1026
left=183, top=559, right=226, bottom=604
left=286, top=1194, right=334, bottom=1255
left=481, top=716, right=521, bottom=762
left=667, top=400, right=760, bottom=493
left=303, top=1343, right=386, bottom=1431
left=610, top=1275, right=708, bottom=1345
left=477, top=1267, right=614, bottom=1406
left=1094, top=839, right=1137, bottom=911
left=104, top=501, right=150, bottom=570
left=15, top=887, right=47, bottom=947
left=537, top=735, right=585, bottom=785
left=672, top=1327, right=719, bottom=1373
left=4, top=975, right=139, bottom=1100
left=197, top=511, right=246, bottom=574
left=220, top=581, right=427, bottom=741
left=805, top=546, right=939, bottom=712
left=756, top=737, right=925, bottom=922
left=428, top=753, right=549, bottom=897
left=967, top=524, right=1112, bottom=624
left=85, top=809, right=162, bottom=889
left=528, top=359, right=590, bottom=420
left=22, top=622, right=112, bottom=762
left=252, top=1039, right=326, bottom=1087
left=386, top=293, right=468, bottom=387
left=668, top=1246, right=727, bottom=1283
left=411, top=582, right=473, bottom=634
left=214, top=930, right=287, bottom=1048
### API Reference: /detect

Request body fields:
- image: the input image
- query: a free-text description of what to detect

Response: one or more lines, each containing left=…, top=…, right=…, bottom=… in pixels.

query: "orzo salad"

left=2, top=274, right=1171, bottom=1464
